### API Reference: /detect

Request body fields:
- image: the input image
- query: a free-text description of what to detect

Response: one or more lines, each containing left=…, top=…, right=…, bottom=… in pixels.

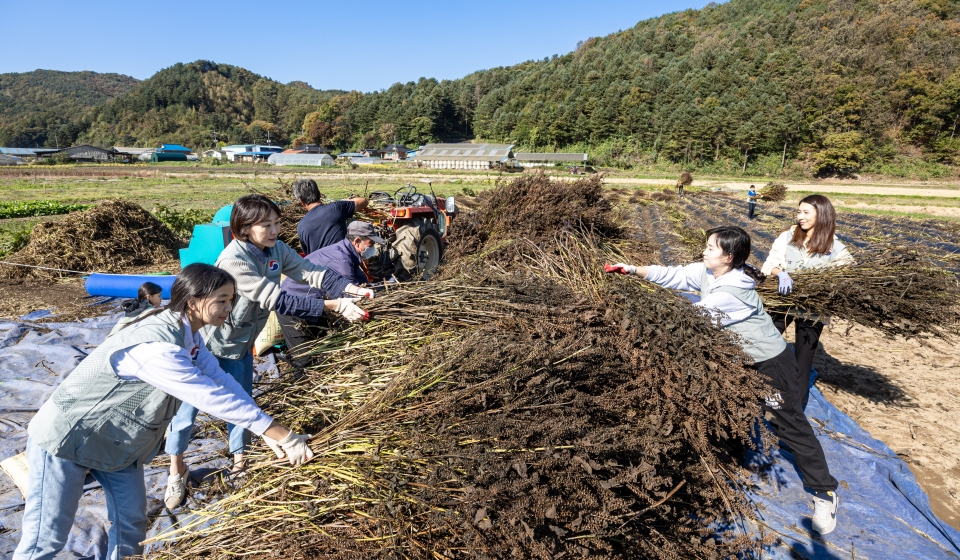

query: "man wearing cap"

left=277, top=221, right=384, bottom=359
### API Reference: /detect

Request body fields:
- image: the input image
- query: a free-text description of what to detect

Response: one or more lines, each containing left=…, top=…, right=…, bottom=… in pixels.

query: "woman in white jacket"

left=761, top=194, right=853, bottom=409
left=608, top=226, right=840, bottom=535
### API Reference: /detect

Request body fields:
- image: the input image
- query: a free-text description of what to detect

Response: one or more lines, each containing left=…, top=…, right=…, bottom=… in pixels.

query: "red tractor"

left=361, top=184, right=457, bottom=282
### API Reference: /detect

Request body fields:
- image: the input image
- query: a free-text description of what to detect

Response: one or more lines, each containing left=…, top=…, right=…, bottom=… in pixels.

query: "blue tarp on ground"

left=0, top=309, right=958, bottom=559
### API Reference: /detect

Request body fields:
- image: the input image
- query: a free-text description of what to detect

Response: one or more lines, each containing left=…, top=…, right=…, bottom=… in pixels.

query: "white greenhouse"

left=267, top=153, right=336, bottom=167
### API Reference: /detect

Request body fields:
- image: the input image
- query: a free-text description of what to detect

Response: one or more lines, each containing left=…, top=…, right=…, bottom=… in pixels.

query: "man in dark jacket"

left=278, top=221, right=384, bottom=361
left=294, top=178, right=369, bottom=254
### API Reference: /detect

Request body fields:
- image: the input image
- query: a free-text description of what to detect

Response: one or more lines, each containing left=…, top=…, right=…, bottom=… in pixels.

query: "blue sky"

left=0, top=0, right=712, bottom=92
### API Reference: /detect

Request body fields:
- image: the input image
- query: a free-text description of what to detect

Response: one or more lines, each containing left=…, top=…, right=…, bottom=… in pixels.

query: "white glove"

left=333, top=297, right=369, bottom=322
left=344, top=284, right=375, bottom=299
left=262, top=435, right=285, bottom=459
left=276, top=430, right=313, bottom=466
left=612, top=263, right=637, bottom=275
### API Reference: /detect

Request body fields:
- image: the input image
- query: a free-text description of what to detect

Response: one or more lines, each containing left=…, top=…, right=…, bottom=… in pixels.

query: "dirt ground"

left=840, top=201, right=960, bottom=218
left=785, top=320, right=960, bottom=531
left=0, top=277, right=114, bottom=322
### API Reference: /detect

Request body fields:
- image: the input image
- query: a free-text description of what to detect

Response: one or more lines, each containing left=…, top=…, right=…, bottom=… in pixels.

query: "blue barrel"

left=85, top=274, right=177, bottom=299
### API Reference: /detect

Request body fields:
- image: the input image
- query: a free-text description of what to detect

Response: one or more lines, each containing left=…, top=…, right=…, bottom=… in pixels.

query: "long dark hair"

left=230, top=194, right=281, bottom=241
left=790, top=194, right=836, bottom=255
left=120, top=281, right=163, bottom=316
left=705, top=226, right=765, bottom=284
left=118, top=264, right=236, bottom=330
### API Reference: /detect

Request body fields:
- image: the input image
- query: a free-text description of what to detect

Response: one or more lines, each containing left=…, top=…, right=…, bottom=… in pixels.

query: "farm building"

left=221, top=144, right=256, bottom=161
left=0, top=154, right=25, bottom=166
left=112, top=147, right=153, bottom=163
left=360, top=148, right=385, bottom=158
left=282, top=144, right=330, bottom=154
left=515, top=152, right=588, bottom=167
left=411, top=143, right=517, bottom=170
left=201, top=149, right=227, bottom=160
left=0, top=147, right=60, bottom=161
left=383, top=144, right=413, bottom=160
left=267, top=153, right=335, bottom=166
left=157, top=143, right=192, bottom=154
left=349, top=156, right=383, bottom=165
left=64, top=145, right=114, bottom=162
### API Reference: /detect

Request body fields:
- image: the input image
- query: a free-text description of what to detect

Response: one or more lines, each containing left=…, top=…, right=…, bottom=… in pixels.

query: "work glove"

left=333, top=297, right=369, bottom=322
left=263, top=435, right=285, bottom=459
left=777, top=271, right=794, bottom=295
left=272, top=431, right=313, bottom=466
left=344, top=284, right=375, bottom=299
left=604, top=263, right=636, bottom=275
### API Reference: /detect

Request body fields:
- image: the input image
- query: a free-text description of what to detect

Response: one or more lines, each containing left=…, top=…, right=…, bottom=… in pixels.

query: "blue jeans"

left=165, top=352, right=254, bottom=456
left=14, top=438, right=147, bottom=560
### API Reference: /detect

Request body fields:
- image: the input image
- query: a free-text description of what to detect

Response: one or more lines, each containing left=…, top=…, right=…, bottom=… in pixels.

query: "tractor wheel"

left=393, top=219, right=443, bottom=281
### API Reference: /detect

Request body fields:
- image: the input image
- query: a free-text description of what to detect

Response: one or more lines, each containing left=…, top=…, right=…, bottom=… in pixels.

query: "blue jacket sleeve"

left=275, top=290, right=327, bottom=318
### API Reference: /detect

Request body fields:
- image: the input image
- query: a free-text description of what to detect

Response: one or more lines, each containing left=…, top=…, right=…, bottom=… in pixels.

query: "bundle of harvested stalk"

left=650, top=191, right=674, bottom=202
left=676, top=171, right=693, bottom=188
left=0, top=199, right=182, bottom=278
left=757, top=254, right=960, bottom=339
left=758, top=182, right=787, bottom=202
left=147, top=229, right=773, bottom=559
left=146, top=175, right=779, bottom=558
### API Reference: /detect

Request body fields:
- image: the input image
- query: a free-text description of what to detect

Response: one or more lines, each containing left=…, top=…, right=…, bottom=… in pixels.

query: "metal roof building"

left=64, top=145, right=113, bottom=162
left=0, top=147, right=60, bottom=159
left=411, top=143, right=516, bottom=170
left=515, top=152, right=588, bottom=167
left=0, top=154, right=26, bottom=166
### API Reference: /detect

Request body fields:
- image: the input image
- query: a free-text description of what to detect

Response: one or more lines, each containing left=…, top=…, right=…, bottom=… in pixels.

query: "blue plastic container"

left=85, top=274, right=177, bottom=299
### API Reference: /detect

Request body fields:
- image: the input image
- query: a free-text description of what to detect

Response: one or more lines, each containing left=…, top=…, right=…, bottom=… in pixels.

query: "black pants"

left=748, top=201, right=756, bottom=219
left=677, top=185, right=683, bottom=196
left=771, top=312, right=825, bottom=410
left=277, top=314, right=328, bottom=367
left=755, top=346, right=838, bottom=492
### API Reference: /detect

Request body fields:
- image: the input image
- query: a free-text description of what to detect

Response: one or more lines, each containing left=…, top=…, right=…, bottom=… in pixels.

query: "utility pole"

left=211, top=130, right=219, bottom=149
left=265, top=130, right=272, bottom=145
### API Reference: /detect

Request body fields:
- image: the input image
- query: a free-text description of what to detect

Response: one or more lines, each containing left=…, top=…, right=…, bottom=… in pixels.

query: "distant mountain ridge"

left=4, top=0, right=960, bottom=173
left=0, top=70, right=139, bottom=147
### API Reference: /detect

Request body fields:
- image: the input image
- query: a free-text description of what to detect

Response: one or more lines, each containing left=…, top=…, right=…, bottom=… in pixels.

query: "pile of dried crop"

left=758, top=182, right=787, bottom=202
left=148, top=175, right=774, bottom=559
left=757, top=253, right=960, bottom=339
left=0, top=199, right=182, bottom=278
left=676, top=172, right=693, bottom=188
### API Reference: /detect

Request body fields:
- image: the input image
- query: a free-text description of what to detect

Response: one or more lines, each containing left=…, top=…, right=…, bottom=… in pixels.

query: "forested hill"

left=18, top=0, right=960, bottom=174
left=0, top=70, right=139, bottom=147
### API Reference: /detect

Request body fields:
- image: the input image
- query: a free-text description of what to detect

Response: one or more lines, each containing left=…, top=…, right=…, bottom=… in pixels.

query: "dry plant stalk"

left=758, top=182, right=787, bottom=202
left=756, top=254, right=960, bottom=339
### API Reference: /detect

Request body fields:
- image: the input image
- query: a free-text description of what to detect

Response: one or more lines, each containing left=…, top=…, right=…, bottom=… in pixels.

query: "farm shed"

left=201, top=149, right=226, bottom=160
left=383, top=144, right=413, bottom=160
left=112, top=146, right=152, bottom=163
left=515, top=152, right=588, bottom=167
left=267, top=153, right=335, bottom=166
left=150, top=152, right=187, bottom=162
left=64, top=145, right=113, bottom=162
left=0, top=147, right=60, bottom=161
left=221, top=144, right=256, bottom=161
left=0, top=154, right=25, bottom=166
left=157, top=143, right=192, bottom=153
left=411, top=143, right=516, bottom=170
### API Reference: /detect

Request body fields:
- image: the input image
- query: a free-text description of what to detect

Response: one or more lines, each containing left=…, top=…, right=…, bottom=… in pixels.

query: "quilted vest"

left=699, top=268, right=786, bottom=363
left=28, top=310, right=190, bottom=471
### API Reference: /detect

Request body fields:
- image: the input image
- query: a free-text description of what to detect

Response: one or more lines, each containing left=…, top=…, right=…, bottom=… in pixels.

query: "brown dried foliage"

left=758, top=182, right=787, bottom=203
left=0, top=200, right=182, bottom=278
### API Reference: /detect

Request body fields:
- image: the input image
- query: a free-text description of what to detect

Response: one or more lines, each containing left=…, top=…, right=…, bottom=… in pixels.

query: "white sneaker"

left=811, top=491, right=838, bottom=535
left=164, top=471, right=189, bottom=510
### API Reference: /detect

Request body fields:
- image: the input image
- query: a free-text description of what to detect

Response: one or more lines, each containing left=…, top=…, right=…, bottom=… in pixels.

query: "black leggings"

left=755, top=346, right=838, bottom=492
left=277, top=314, right=328, bottom=367
left=771, top=312, right=825, bottom=410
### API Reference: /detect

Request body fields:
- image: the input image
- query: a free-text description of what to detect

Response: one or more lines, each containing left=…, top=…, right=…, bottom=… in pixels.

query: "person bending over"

left=608, top=226, right=840, bottom=535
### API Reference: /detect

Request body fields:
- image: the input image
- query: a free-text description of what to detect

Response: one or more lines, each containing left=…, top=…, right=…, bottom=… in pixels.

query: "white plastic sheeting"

left=267, top=153, right=335, bottom=167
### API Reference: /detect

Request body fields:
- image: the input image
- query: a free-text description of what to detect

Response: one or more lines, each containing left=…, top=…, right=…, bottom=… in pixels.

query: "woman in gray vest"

left=14, top=264, right=314, bottom=560
left=607, top=226, right=840, bottom=535
left=761, top=194, right=853, bottom=408
left=164, top=194, right=374, bottom=510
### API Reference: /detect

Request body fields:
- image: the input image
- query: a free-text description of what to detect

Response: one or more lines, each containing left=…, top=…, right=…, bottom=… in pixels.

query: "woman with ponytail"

left=761, top=194, right=853, bottom=409
left=108, top=281, right=164, bottom=336
left=607, top=226, right=840, bottom=535
left=14, top=264, right=313, bottom=560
